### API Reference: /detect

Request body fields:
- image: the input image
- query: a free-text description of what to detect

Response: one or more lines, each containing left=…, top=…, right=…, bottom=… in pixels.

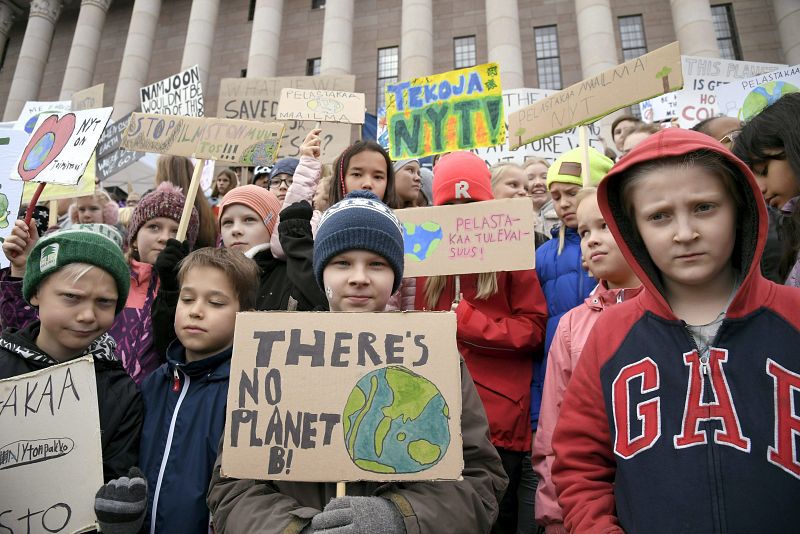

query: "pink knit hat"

left=128, top=182, right=200, bottom=248
left=218, top=185, right=282, bottom=237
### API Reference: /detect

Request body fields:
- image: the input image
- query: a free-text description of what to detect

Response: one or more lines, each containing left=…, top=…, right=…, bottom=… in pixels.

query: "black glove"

left=94, top=467, right=148, bottom=534
left=280, top=200, right=313, bottom=222
left=154, top=239, right=190, bottom=292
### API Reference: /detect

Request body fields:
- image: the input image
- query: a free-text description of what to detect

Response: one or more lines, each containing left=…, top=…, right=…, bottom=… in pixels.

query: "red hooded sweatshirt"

left=551, top=129, right=800, bottom=533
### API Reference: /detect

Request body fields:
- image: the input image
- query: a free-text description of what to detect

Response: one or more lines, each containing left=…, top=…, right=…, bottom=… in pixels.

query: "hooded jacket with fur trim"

left=551, top=129, right=800, bottom=533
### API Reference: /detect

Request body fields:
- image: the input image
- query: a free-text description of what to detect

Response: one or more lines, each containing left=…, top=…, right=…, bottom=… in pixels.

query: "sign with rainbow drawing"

left=11, top=108, right=113, bottom=186
left=385, top=63, right=506, bottom=159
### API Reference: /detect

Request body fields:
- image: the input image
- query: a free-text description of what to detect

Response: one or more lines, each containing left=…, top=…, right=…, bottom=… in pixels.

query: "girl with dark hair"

left=733, top=92, right=800, bottom=286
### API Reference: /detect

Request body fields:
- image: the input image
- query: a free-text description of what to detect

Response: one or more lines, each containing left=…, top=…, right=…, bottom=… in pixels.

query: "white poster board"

left=0, top=357, right=104, bottom=534
left=0, top=130, right=28, bottom=268
left=14, top=101, right=72, bottom=134
left=140, top=65, right=204, bottom=117
left=716, top=64, right=800, bottom=121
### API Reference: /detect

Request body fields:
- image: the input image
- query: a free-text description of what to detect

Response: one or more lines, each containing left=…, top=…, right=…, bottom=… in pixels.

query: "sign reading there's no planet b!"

left=395, top=197, right=536, bottom=277
left=222, top=312, right=463, bottom=482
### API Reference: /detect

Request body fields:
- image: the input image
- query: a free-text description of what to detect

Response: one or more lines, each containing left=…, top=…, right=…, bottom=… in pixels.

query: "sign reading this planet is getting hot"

left=11, top=107, right=113, bottom=186
left=221, top=312, right=463, bottom=482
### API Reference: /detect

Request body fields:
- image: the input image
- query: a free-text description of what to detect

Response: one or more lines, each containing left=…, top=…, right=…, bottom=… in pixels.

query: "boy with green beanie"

left=0, top=226, right=146, bottom=534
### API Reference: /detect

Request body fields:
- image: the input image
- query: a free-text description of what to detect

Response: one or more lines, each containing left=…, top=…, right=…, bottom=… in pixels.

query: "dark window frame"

left=534, top=25, right=562, bottom=90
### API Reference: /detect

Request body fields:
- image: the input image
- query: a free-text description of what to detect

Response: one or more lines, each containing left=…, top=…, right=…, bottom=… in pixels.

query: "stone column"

left=320, top=0, right=354, bottom=75
left=485, top=0, right=524, bottom=89
left=112, top=0, right=161, bottom=119
left=575, top=0, right=618, bottom=78
left=774, top=0, right=800, bottom=66
left=246, top=0, right=283, bottom=77
left=670, top=0, right=720, bottom=57
left=181, top=0, right=220, bottom=88
left=0, top=2, right=14, bottom=65
left=3, top=0, right=62, bottom=121
left=400, top=0, right=433, bottom=80
left=60, top=0, right=112, bottom=100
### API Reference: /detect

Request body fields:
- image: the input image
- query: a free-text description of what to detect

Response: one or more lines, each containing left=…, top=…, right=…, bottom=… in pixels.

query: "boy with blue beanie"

left=0, top=225, right=146, bottom=534
left=207, top=190, right=508, bottom=534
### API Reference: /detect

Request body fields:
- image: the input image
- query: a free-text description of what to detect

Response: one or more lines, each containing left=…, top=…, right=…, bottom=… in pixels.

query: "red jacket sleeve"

left=455, top=269, right=547, bottom=356
left=551, top=319, right=622, bottom=534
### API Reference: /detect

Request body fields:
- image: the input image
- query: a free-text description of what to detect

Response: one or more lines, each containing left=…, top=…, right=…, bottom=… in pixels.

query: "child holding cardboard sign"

left=139, top=248, right=261, bottom=534
left=207, top=190, right=508, bottom=534
left=0, top=225, right=146, bottom=532
left=414, top=152, right=547, bottom=534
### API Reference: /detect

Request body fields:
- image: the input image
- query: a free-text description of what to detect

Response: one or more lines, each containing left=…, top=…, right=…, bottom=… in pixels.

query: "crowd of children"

left=3, top=92, right=800, bottom=534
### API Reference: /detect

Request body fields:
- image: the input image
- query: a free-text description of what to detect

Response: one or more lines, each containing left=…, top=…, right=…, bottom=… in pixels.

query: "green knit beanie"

left=23, top=226, right=131, bottom=313
left=546, top=147, right=614, bottom=190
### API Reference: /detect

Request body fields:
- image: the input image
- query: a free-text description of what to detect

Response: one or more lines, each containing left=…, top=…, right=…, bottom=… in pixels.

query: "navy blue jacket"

left=531, top=226, right=594, bottom=428
left=139, top=342, right=232, bottom=533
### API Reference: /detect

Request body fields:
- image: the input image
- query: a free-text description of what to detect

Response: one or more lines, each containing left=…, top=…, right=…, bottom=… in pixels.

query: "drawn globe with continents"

left=741, top=80, right=799, bottom=121
left=343, top=366, right=451, bottom=474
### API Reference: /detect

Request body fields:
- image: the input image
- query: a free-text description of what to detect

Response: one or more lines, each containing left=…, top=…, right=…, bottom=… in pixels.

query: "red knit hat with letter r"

left=432, top=151, right=494, bottom=206
left=219, top=185, right=282, bottom=237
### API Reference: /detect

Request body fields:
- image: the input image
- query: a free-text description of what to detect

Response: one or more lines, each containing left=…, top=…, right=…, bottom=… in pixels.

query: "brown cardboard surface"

left=509, top=42, right=683, bottom=148
left=222, top=312, right=464, bottom=482
left=71, top=84, right=105, bottom=111
left=0, top=357, right=103, bottom=534
left=396, top=197, right=536, bottom=277
left=120, top=113, right=284, bottom=166
left=218, top=76, right=356, bottom=162
left=277, top=88, right=366, bottom=124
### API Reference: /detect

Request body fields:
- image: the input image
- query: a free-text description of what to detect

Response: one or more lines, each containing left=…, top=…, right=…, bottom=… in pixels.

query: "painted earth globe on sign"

left=741, top=80, right=799, bottom=121
left=343, top=366, right=451, bottom=474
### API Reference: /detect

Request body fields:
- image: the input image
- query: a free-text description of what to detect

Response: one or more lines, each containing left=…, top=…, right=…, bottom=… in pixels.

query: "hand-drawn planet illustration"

left=343, top=366, right=451, bottom=474
left=17, top=113, right=77, bottom=181
left=741, top=80, right=799, bottom=121
left=403, top=222, right=443, bottom=262
left=0, top=193, right=10, bottom=229
left=23, top=133, right=55, bottom=172
left=241, top=140, right=280, bottom=166
left=308, top=98, right=344, bottom=115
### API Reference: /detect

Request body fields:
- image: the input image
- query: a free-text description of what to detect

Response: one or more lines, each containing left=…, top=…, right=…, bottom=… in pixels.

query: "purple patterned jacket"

left=0, top=259, right=162, bottom=384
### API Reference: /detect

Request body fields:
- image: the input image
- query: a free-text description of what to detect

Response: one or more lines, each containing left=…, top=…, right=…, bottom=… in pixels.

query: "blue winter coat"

left=139, top=342, right=232, bottom=534
left=531, top=226, right=595, bottom=429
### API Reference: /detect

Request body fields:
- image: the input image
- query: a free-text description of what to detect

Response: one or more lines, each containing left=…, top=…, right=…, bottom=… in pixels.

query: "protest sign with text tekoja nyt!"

left=222, top=312, right=463, bottom=483
left=385, top=63, right=506, bottom=160
left=218, top=75, right=355, bottom=162
left=395, top=197, right=535, bottom=277
left=509, top=42, right=683, bottom=147
left=0, top=357, right=104, bottom=534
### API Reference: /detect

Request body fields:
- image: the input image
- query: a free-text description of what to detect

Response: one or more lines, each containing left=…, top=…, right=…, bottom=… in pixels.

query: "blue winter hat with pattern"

left=313, top=190, right=405, bottom=293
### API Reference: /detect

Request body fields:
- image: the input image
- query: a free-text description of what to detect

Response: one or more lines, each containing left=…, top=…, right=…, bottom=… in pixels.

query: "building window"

left=712, top=4, right=742, bottom=60
left=377, top=46, right=399, bottom=110
left=454, top=36, right=477, bottom=69
left=240, top=69, right=247, bottom=78
left=306, top=58, right=321, bottom=76
left=618, top=15, right=647, bottom=61
left=248, top=0, right=256, bottom=21
left=312, top=0, right=326, bottom=9
left=534, top=26, right=562, bottom=90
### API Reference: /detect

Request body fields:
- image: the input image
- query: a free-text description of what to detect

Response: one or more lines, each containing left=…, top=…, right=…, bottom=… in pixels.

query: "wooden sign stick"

left=336, top=481, right=346, bottom=498
left=48, top=200, right=58, bottom=229
left=579, top=125, right=591, bottom=188
left=176, top=159, right=205, bottom=242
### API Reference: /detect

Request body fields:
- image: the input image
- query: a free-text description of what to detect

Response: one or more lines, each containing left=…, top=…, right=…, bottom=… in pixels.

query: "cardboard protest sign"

left=640, top=56, right=786, bottom=123
left=0, top=130, right=28, bottom=268
left=140, top=65, right=204, bottom=117
left=71, top=84, right=105, bottom=111
left=395, top=197, right=535, bottom=277
left=385, top=63, right=505, bottom=159
left=472, top=89, right=602, bottom=166
left=218, top=75, right=355, bottom=161
left=0, top=357, right=104, bottom=534
left=12, top=108, right=113, bottom=186
left=716, top=64, right=800, bottom=121
left=120, top=112, right=284, bottom=166
left=14, top=100, right=72, bottom=134
left=96, top=112, right=145, bottom=181
left=222, top=312, right=463, bottom=482
left=509, top=42, right=682, bottom=148
left=277, top=88, right=366, bottom=124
